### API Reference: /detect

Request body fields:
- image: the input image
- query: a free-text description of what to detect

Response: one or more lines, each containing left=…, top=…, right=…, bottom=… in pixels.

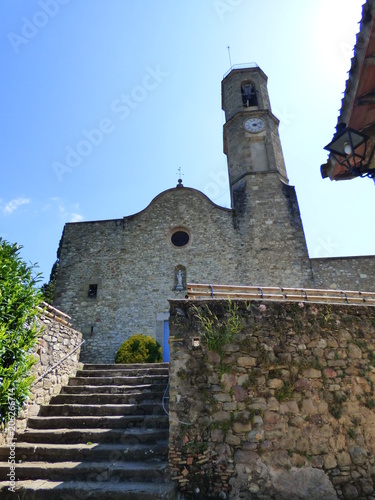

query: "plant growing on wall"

left=115, top=334, right=162, bottom=364
left=0, top=239, right=43, bottom=428
left=193, top=299, right=243, bottom=354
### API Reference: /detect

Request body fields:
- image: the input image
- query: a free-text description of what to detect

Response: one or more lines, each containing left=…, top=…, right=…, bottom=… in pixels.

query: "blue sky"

left=0, top=0, right=373, bottom=284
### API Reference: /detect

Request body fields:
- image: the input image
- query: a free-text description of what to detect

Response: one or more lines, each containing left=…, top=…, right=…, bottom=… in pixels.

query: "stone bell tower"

left=222, top=64, right=312, bottom=287
left=222, top=65, right=288, bottom=205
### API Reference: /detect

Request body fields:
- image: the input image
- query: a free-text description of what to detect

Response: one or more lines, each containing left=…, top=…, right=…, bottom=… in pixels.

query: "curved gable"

left=123, top=185, right=232, bottom=222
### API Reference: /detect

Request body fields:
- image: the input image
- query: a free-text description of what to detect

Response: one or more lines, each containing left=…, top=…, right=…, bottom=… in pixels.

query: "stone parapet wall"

left=169, top=299, right=375, bottom=499
left=0, top=314, right=83, bottom=444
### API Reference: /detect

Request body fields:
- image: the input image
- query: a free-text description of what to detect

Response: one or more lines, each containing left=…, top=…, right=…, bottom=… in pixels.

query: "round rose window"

left=171, top=230, right=190, bottom=247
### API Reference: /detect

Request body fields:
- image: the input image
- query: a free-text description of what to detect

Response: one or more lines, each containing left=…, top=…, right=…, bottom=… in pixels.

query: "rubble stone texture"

left=168, top=299, right=375, bottom=499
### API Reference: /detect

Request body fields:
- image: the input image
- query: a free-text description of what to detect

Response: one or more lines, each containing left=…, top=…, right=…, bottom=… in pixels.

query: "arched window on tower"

left=241, top=82, right=257, bottom=107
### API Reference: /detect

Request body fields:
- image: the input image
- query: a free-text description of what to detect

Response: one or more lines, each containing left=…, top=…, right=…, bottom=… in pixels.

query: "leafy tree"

left=115, top=334, right=162, bottom=364
left=0, top=239, right=43, bottom=428
left=41, top=259, right=59, bottom=305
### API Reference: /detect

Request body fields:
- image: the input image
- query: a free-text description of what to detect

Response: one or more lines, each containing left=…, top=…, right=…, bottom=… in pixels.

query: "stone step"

left=27, top=414, right=168, bottom=430
left=68, top=375, right=168, bottom=386
left=0, top=479, right=176, bottom=499
left=0, top=442, right=168, bottom=462
left=0, top=460, right=169, bottom=482
left=83, top=363, right=169, bottom=370
left=15, top=427, right=168, bottom=445
left=0, top=364, right=172, bottom=498
left=49, top=392, right=166, bottom=405
left=39, top=403, right=166, bottom=417
left=61, top=383, right=168, bottom=395
left=76, top=368, right=169, bottom=378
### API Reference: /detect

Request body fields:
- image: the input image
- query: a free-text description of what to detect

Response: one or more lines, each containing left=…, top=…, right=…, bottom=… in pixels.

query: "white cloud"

left=69, top=213, right=83, bottom=223
left=3, top=197, right=31, bottom=215
left=49, top=197, right=84, bottom=222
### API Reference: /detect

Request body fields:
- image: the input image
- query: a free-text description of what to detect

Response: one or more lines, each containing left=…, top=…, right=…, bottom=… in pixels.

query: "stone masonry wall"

left=233, top=174, right=313, bottom=288
left=169, top=299, right=375, bottom=499
left=54, top=183, right=315, bottom=363
left=54, top=187, right=239, bottom=363
left=312, top=256, right=375, bottom=293
left=0, top=314, right=83, bottom=445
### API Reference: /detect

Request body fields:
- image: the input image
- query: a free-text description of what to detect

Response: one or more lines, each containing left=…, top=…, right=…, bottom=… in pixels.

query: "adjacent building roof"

left=321, top=0, right=375, bottom=180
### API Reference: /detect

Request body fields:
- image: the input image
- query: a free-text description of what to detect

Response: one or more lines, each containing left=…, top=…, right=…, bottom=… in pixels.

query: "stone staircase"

left=0, top=363, right=176, bottom=499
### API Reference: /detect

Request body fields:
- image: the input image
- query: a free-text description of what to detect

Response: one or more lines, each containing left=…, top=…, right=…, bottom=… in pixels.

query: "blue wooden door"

left=163, top=321, right=170, bottom=362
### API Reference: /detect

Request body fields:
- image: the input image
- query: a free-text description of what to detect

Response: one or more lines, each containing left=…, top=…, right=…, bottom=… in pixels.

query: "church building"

left=54, top=65, right=375, bottom=363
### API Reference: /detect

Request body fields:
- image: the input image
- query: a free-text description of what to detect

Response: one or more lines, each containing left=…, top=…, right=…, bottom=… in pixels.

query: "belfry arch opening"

left=241, top=81, right=257, bottom=107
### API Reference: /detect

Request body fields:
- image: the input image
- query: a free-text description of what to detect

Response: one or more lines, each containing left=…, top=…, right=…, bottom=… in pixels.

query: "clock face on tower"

left=244, top=118, right=265, bottom=133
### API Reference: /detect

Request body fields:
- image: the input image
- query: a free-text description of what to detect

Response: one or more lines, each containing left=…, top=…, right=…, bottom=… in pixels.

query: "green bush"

left=0, top=239, right=43, bottom=428
left=115, top=334, right=162, bottom=364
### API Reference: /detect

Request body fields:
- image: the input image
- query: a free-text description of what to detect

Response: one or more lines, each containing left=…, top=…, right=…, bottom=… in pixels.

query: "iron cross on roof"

left=176, top=167, right=184, bottom=187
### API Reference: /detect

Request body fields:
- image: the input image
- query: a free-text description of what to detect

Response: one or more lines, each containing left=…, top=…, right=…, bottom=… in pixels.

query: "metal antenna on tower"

left=227, top=45, right=232, bottom=69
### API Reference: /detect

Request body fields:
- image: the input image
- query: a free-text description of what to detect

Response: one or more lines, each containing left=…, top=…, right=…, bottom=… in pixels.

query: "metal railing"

left=186, top=283, right=375, bottom=307
left=223, top=62, right=258, bottom=78
left=32, top=339, right=85, bottom=386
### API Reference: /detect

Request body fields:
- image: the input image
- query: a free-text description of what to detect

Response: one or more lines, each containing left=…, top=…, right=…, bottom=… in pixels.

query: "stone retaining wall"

left=168, top=299, right=375, bottom=499
left=0, top=314, right=83, bottom=444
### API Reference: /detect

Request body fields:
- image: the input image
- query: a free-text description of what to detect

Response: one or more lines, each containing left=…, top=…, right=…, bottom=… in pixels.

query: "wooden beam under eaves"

left=364, top=53, right=375, bottom=65
left=356, top=90, right=375, bottom=106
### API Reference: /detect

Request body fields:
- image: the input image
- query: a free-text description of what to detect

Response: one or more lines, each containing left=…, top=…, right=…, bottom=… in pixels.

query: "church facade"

left=54, top=65, right=375, bottom=363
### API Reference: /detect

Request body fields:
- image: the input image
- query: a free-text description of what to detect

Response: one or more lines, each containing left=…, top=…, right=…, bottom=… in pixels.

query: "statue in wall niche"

left=176, top=270, right=184, bottom=291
